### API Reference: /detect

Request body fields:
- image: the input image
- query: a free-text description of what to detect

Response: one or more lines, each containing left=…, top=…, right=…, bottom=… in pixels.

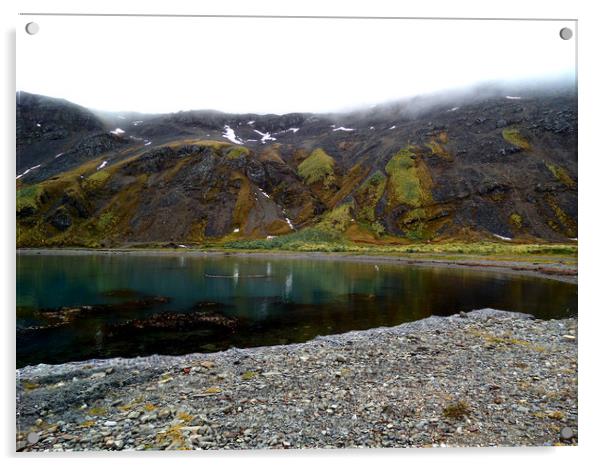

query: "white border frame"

left=2, top=1, right=599, bottom=465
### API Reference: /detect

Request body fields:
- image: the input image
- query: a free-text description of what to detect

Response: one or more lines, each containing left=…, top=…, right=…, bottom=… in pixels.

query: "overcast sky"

left=17, top=16, right=576, bottom=114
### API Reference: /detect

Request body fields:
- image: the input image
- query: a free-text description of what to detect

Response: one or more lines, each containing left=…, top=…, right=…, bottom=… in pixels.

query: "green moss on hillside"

left=326, top=162, right=369, bottom=208
left=400, top=208, right=429, bottom=240
left=316, top=203, right=354, bottom=233
left=16, top=185, right=43, bottom=215
left=396, top=204, right=451, bottom=241
left=225, top=146, right=250, bottom=160
left=82, top=169, right=111, bottom=192
left=385, top=148, right=432, bottom=208
left=546, top=195, right=577, bottom=237
left=96, top=211, right=117, bottom=232
left=425, top=140, right=444, bottom=155
left=509, top=213, right=523, bottom=229
left=546, top=163, right=576, bottom=188
left=158, top=139, right=230, bottom=151
left=424, top=132, right=452, bottom=160
left=502, top=128, right=531, bottom=151
left=297, top=148, right=335, bottom=186
left=355, top=171, right=386, bottom=222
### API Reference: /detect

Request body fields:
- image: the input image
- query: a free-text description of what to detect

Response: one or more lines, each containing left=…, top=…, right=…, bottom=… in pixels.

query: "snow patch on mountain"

left=253, top=130, right=276, bottom=144
left=16, top=165, right=41, bottom=180
left=222, top=125, right=244, bottom=144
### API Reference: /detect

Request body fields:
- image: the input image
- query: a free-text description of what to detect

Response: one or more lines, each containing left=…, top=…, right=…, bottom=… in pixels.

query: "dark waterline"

left=16, top=253, right=577, bottom=367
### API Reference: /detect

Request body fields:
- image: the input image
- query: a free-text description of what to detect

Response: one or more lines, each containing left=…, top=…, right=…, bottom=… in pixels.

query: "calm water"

left=16, top=253, right=577, bottom=367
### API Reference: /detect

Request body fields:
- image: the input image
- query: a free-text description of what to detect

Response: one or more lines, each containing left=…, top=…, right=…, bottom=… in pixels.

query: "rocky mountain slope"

left=16, top=88, right=577, bottom=248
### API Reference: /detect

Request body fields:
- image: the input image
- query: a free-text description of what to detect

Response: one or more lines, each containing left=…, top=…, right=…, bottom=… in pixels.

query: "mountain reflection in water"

left=16, top=253, right=577, bottom=367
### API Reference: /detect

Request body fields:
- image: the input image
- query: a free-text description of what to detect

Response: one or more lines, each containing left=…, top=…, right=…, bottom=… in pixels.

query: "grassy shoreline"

left=17, top=242, right=578, bottom=283
left=17, top=240, right=578, bottom=257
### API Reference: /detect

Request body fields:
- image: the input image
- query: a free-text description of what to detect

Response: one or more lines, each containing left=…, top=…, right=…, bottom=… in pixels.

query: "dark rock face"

left=16, top=92, right=107, bottom=173
left=16, top=87, right=577, bottom=245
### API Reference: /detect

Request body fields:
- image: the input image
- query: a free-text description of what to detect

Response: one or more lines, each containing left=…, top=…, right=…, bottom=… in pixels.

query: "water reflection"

left=16, top=253, right=577, bottom=367
left=284, top=272, right=293, bottom=300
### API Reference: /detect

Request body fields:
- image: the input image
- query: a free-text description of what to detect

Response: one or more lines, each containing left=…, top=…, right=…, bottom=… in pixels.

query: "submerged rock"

left=100, top=288, right=143, bottom=299
left=28, top=296, right=172, bottom=330
left=107, top=310, right=239, bottom=335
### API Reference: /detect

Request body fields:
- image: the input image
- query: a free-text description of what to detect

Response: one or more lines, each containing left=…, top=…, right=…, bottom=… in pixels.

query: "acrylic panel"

left=16, top=15, right=577, bottom=451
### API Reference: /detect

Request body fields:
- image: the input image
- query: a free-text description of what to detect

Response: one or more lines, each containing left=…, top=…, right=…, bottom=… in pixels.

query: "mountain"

left=16, top=92, right=117, bottom=173
left=16, top=88, right=577, bottom=248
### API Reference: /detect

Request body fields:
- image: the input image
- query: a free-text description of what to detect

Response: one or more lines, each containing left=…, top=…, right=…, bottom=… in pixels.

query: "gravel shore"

left=16, top=309, right=577, bottom=451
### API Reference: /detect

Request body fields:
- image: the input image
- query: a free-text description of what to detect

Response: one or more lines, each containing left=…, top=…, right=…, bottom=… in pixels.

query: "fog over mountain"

left=18, top=16, right=576, bottom=114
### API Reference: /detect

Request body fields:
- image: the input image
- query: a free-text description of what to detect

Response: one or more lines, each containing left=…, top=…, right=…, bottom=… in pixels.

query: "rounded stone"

left=27, top=431, right=40, bottom=444
left=560, top=426, right=574, bottom=440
